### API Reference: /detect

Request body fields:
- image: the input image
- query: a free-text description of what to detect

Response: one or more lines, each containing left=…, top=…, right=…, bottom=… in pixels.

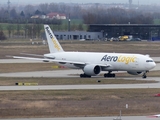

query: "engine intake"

left=83, top=64, right=101, bottom=76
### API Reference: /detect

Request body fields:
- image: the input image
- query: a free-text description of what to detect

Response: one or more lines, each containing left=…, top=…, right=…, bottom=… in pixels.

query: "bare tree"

left=34, top=24, right=42, bottom=38
left=24, top=5, right=35, bottom=18
left=10, top=8, right=18, bottom=19
left=83, top=11, right=96, bottom=24
left=0, top=31, right=7, bottom=40
left=48, top=3, right=58, bottom=12
left=16, top=24, right=21, bottom=38
left=39, top=3, right=49, bottom=14
left=83, top=7, right=154, bottom=24
left=7, top=24, right=14, bottom=38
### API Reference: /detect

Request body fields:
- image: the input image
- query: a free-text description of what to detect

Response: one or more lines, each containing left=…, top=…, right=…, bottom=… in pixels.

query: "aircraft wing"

left=12, top=56, right=87, bottom=64
left=148, top=114, right=160, bottom=118
left=12, top=56, right=111, bottom=68
left=12, top=56, right=51, bottom=62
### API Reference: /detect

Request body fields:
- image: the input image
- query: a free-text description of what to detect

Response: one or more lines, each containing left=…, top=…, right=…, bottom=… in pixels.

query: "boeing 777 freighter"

left=13, top=25, right=156, bottom=78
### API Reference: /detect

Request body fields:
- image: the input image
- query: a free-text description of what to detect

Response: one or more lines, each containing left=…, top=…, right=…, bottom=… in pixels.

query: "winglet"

left=44, top=25, right=64, bottom=53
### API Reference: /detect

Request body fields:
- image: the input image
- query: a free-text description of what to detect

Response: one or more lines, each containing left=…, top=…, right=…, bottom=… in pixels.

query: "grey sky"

left=1, top=0, right=160, bottom=5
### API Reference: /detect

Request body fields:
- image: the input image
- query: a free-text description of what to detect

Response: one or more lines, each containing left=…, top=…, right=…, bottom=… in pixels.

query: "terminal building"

left=52, top=24, right=160, bottom=41
left=54, top=31, right=103, bottom=40
left=88, top=24, right=160, bottom=40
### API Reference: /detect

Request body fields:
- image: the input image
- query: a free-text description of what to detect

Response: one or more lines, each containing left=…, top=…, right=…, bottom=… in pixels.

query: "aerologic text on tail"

left=44, top=25, right=64, bottom=53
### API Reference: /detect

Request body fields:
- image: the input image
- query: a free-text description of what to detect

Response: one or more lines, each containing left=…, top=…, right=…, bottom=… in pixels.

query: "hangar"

left=88, top=24, right=160, bottom=40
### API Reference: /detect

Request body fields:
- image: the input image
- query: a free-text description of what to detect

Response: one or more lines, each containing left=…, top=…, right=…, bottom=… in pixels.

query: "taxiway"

left=0, top=116, right=158, bottom=120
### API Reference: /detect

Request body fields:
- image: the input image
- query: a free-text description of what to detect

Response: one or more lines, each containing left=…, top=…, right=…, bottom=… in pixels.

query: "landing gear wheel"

left=112, top=74, right=115, bottom=77
left=142, top=71, right=147, bottom=79
left=80, top=74, right=91, bottom=78
left=104, top=73, right=115, bottom=78
left=142, top=75, right=147, bottom=79
left=80, top=74, right=84, bottom=78
left=104, top=73, right=107, bottom=78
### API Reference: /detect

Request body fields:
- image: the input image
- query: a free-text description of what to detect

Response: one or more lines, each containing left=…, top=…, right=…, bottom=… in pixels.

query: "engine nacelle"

left=127, top=71, right=142, bottom=75
left=83, top=64, right=101, bottom=76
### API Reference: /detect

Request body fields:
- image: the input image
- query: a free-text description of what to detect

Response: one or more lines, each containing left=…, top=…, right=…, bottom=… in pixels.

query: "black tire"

left=80, top=74, right=84, bottom=78
left=112, top=74, right=115, bottom=77
left=104, top=74, right=108, bottom=78
left=80, top=74, right=91, bottom=78
left=104, top=74, right=115, bottom=78
left=87, top=75, right=91, bottom=78
left=143, top=75, right=147, bottom=78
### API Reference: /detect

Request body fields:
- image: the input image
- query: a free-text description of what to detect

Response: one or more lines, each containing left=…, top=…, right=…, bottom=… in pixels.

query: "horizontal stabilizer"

left=20, top=53, right=44, bottom=57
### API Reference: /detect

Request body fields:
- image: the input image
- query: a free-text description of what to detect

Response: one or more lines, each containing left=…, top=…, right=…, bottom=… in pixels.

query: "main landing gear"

left=80, top=74, right=91, bottom=78
left=104, top=71, right=115, bottom=78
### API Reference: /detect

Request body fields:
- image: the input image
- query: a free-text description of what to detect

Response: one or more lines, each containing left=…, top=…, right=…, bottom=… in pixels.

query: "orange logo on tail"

left=52, top=38, right=61, bottom=51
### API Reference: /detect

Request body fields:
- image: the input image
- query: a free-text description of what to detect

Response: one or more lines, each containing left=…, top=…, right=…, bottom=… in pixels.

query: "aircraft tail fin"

left=44, top=25, right=64, bottom=53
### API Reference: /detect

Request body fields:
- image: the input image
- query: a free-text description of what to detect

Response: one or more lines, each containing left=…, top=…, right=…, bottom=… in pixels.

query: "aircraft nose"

left=151, top=61, right=156, bottom=69
left=153, top=62, right=156, bottom=68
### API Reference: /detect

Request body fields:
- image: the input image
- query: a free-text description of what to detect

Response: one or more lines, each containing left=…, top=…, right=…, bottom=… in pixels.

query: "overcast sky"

left=1, top=0, right=160, bottom=5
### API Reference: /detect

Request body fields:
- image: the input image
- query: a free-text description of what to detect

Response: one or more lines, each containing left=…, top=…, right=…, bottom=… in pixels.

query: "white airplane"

left=13, top=25, right=156, bottom=78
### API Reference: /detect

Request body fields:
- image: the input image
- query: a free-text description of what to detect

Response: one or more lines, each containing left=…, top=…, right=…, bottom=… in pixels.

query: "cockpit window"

left=146, top=60, right=154, bottom=62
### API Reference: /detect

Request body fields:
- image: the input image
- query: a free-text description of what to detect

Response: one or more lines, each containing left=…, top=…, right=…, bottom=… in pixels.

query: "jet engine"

left=83, top=64, right=101, bottom=76
left=127, top=71, right=142, bottom=75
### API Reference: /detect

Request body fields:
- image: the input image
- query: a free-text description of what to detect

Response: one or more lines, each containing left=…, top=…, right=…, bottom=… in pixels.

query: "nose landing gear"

left=142, top=71, right=149, bottom=79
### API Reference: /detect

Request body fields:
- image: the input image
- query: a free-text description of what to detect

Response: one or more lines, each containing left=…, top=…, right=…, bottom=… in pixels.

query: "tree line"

left=83, top=7, right=154, bottom=24
left=0, top=3, right=82, bottom=24
left=1, top=24, right=42, bottom=39
left=0, top=3, right=159, bottom=24
left=1, top=3, right=160, bottom=40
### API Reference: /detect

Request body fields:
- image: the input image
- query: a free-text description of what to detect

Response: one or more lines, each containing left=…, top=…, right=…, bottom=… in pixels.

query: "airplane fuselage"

left=44, top=52, right=156, bottom=72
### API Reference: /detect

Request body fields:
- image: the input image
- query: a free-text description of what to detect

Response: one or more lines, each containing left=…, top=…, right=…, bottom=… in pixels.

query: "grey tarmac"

left=0, top=77, right=160, bottom=91
left=0, top=63, right=159, bottom=77
left=0, top=116, right=157, bottom=120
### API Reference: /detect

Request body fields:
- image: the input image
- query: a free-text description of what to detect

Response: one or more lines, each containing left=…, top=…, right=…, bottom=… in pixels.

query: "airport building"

left=54, top=31, right=103, bottom=40
left=50, top=24, right=160, bottom=41
left=88, top=24, right=160, bottom=40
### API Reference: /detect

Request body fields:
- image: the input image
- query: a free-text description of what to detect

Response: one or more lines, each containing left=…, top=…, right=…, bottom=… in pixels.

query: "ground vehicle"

left=119, top=35, right=133, bottom=41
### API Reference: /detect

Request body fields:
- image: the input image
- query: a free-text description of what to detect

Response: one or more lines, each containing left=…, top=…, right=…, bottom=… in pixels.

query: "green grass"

left=0, top=19, right=87, bottom=32
left=154, top=19, right=160, bottom=24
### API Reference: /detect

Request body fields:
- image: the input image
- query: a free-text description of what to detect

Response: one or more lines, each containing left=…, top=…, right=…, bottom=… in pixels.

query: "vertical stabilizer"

left=44, top=25, right=64, bottom=53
